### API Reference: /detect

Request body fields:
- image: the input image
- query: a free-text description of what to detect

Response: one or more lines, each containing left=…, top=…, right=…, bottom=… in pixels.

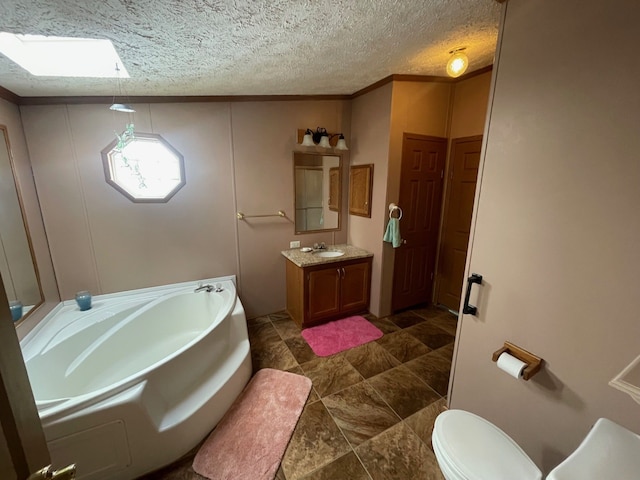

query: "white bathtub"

left=20, top=276, right=252, bottom=480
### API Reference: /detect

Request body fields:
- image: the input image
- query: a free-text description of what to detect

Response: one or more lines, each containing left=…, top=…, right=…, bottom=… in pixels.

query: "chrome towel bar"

left=236, top=210, right=286, bottom=220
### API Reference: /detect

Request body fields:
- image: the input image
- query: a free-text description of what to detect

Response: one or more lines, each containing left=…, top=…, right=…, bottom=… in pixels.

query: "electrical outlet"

left=290, top=240, right=301, bottom=248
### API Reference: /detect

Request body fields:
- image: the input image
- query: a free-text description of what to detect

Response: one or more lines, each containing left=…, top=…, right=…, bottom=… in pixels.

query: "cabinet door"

left=340, top=261, right=371, bottom=313
left=307, top=267, right=341, bottom=322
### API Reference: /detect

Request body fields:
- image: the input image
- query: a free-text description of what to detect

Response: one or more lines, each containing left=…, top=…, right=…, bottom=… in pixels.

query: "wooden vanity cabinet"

left=285, top=257, right=372, bottom=328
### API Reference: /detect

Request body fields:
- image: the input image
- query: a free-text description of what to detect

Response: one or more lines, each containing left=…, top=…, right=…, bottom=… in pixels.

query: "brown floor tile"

left=300, top=355, right=364, bottom=397
left=387, top=311, right=426, bottom=329
left=427, top=313, right=458, bottom=336
left=285, top=336, right=319, bottom=364
left=272, top=317, right=302, bottom=340
left=270, top=311, right=293, bottom=322
left=366, top=316, right=401, bottom=334
left=367, top=365, right=441, bottom=419
left=404, top=352, right=452, bottom=396
left=432, top=342, right=455, bottom=362
left=404, top=322, right=454, bottom=350
left=281, top=401, right=351, bottom=479
left=251, top=340, right=298, bottom=372
left=355, top=421, right=445, bottom=480
left=376, top=330, right=431, bottom=362
left=404, top=397, right=448, bottom=451
left=343, top=341, right=400, bottom=378
left=322, top=381, right=400, bottom=446
left=299, top=452, right=369, bottom=480
left=248, top=321, right=281, bottom=347
left=411, top=304, right=451, bottom=319
left=247, top=314, right=271, bottom=326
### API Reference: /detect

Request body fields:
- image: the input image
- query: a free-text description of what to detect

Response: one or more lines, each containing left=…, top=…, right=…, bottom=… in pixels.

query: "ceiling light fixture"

left=446, top=47, right=469, bottom=78
left=110, top=63, right=135, bottom=113
left=300, top=127, right=348, bottom=151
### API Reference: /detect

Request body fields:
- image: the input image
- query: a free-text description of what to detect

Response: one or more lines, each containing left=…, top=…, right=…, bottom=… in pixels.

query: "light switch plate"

left=290, top=240, right=301, bottom=248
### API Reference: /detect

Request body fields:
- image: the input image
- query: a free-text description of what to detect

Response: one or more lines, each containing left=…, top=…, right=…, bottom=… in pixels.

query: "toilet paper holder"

left=492, top=341, right=543, bottom=381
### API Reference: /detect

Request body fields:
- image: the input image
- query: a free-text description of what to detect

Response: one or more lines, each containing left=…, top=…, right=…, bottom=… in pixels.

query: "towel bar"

left=236, top=210, right=286, bottom=220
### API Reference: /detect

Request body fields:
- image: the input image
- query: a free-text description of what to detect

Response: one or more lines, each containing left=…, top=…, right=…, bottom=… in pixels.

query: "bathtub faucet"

left=195, top=283, right=214, bottom=293
left=195, top=283, right=223, bottom=293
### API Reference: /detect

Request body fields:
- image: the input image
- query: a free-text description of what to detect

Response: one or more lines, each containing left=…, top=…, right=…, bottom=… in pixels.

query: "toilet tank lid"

left=546, top=418, right=640, bottom=480
left=434, top=409, right=542, bottom=480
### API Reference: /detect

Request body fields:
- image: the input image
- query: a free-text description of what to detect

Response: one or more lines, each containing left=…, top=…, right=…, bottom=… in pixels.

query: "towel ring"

left=389, top=203, right=403, bottom=220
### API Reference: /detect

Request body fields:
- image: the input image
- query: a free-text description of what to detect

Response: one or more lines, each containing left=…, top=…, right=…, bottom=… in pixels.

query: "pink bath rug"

left=192, top=368, right=311, bottom=480
left=301, top=315, right=384, bottom=357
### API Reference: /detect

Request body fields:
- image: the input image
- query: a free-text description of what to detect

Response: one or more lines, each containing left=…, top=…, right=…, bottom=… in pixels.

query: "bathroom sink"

left=315, top=251, right=345, bottom=258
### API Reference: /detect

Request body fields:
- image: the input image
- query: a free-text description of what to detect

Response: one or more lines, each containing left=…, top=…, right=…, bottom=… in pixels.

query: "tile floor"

left=142, top=305, right=457, bottom=480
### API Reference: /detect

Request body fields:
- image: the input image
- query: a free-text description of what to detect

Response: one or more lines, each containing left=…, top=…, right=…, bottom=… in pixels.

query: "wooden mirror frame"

left=348, top=164, right=374, bottom=217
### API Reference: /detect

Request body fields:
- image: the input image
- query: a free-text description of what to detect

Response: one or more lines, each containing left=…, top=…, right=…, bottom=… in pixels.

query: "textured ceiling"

left=0, top=0, right=502, bottom=98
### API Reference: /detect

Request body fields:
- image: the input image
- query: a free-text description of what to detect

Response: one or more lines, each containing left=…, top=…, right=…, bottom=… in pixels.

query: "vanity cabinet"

left=285, top=257, right=372, bottom=328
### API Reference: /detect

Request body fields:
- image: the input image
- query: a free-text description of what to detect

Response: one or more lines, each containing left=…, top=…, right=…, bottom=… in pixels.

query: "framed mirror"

left=0, top=125, right=43, bottom=325
left=293, top=152, right=342, bottom=234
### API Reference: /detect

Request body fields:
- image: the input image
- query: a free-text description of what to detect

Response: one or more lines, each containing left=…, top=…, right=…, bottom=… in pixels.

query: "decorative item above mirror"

left=293, top=152, right=342, bottom=234
left=0, top=125, right=43, bottom=325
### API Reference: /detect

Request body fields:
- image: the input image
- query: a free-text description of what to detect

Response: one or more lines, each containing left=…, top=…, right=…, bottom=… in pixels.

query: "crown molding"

left=1, top=66, right=493, bottom=106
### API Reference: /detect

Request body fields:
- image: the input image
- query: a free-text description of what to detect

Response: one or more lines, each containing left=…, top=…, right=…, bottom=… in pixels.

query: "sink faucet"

left=313, top=242, right=326, bottom=250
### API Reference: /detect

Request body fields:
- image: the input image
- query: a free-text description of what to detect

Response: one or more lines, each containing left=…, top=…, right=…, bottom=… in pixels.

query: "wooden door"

left=436, top=136, right=482, bottom=311
left=392, top=134, right=447, bottom=311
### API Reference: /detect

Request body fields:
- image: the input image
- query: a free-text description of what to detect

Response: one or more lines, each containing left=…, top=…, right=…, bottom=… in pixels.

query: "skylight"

left=0, top=33, right=129, bottom=78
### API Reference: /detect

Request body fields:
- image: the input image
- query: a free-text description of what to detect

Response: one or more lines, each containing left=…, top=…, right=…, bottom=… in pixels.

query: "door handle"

left=463, top=273, right=483, bottom=315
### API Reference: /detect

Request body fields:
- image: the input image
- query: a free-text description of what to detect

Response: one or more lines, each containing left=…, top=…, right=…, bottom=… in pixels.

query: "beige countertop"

left=281, top=243, right=373, bottom=268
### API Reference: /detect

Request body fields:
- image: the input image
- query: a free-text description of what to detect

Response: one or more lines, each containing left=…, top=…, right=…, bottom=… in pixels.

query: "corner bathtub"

left=20, top=276, right=252, bottom=480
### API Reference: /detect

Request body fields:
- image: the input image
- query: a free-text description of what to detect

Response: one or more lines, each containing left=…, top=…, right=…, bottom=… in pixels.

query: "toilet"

left=432, top=409, right=640, bottom=480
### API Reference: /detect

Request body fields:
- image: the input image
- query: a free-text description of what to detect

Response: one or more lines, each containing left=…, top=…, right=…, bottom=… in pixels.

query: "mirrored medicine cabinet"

left=293, top=152, right=342, bottom=234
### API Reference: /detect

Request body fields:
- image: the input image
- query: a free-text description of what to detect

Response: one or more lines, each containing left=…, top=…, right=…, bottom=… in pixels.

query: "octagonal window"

left=101, top=132, right=185, bottom=202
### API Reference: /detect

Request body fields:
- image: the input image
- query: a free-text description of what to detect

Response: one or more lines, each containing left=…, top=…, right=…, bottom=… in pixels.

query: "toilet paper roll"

left=497, top=352, right=527, bottom=379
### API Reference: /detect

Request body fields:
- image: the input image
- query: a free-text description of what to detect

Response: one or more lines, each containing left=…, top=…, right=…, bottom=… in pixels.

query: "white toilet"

left=432, top=409, right=640, bottom=480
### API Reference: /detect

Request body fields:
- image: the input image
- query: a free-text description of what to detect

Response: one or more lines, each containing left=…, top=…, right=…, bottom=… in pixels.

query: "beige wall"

left=348, top=84, right=392, bottom=317
left=19, top=100, right=350, bottom=318
left=0, top=99, right=58, bottom=338
left=230, top=100, right=349, bottom=316
left=449, top=71, right=492, bottom=139
left=450, top=0, right=640, bottom=474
